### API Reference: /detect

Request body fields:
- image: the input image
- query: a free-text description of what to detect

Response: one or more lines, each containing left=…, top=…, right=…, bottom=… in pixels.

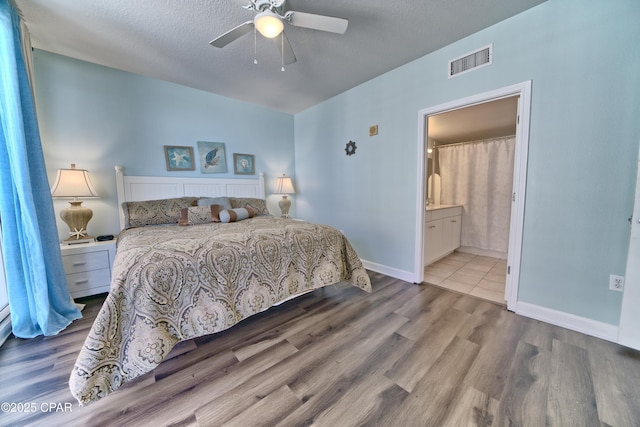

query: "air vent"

left=448, top=44, right=493, bottom=78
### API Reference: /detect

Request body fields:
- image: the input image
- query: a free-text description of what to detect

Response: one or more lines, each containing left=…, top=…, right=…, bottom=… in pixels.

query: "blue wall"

left=294, top=0, right=640, bottom=325
left=33, top=0, right=640, bottom=327
left=33, top=50, right=295, bottom=239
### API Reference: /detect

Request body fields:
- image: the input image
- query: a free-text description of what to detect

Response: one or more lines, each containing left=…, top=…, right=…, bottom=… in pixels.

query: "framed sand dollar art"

left=233, top=153, right=255, bottom=175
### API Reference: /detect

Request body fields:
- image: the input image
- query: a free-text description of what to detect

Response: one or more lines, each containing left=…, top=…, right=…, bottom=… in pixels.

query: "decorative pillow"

left=197, top=196, right=232, bottom=210
left=179, top=205, right=221, bottom=226
left=229, top=197, right=269, bottom=215
left=123, top=197, right=198, bottom=228
left=219, top=206, right=257, bottom=223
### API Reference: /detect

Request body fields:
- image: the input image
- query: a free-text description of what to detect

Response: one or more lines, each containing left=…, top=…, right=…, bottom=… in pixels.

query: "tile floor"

left=424, top=251, right=507, bottom=305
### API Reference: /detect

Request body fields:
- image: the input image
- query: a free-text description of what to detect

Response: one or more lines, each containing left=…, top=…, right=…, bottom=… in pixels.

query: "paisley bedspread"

left=69, top=216, right=371, bottom=405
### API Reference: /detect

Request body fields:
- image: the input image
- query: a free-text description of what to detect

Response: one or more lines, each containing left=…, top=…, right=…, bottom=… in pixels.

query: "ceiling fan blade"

left=288, top=11, right=348, bottom=34
left=230, top=0, right=259, bottom=10
left=274, top=31, right=297, bottom=65
left=209, top=21, right=254, bottom=48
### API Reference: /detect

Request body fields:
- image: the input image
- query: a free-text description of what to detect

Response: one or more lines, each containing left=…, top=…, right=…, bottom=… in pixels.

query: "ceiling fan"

left=209, top=0, right=348, bottom=66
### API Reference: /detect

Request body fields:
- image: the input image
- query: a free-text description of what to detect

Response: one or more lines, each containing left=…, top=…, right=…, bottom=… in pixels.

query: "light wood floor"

left=1, top=272, right=640, bottom=426
left=425, top=251, right=507, bottom=305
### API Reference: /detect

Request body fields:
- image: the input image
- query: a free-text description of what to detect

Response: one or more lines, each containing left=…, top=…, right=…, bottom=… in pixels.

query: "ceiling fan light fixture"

left=254, top=10, right=284, bottom=38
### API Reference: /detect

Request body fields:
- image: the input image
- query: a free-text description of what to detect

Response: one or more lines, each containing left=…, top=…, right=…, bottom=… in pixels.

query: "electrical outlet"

left=609, top=274, right=625, bottom=292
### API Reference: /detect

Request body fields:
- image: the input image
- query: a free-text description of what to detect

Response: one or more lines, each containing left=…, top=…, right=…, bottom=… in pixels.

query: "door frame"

left=414, top=81, right=532, bottom=310
left=618, top=149, right=640, bottom=350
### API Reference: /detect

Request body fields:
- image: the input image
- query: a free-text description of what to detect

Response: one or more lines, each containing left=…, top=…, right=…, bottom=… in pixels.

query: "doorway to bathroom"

left=414, top=81, right=532, bottom=311
left=426, top=99, right=517, bottom=305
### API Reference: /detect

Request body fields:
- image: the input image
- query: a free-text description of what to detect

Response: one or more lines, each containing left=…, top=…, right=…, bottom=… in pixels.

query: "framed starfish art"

left=164, top=145, right=195, bottom=171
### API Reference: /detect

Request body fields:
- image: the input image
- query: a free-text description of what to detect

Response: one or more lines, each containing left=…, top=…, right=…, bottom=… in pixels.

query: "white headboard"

left=115, top=165, right=266, bottom=229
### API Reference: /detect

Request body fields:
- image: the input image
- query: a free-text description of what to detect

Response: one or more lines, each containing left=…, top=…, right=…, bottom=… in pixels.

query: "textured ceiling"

left=13, top=0, right=546, bottom=114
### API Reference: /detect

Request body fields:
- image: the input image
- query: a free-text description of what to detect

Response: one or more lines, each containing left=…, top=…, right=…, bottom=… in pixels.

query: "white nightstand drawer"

left=60, top=240, right=116, bottom=299
left=66, top=268, right=111, bottom=292
left=62, top=250, right=110, bottom=274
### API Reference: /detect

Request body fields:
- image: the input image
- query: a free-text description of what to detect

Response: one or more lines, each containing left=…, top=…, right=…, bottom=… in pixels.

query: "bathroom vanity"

left=424, top=205, right=462, bottom=266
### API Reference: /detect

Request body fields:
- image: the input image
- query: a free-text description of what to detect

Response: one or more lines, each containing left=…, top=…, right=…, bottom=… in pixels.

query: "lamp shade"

left=51, top=164, right=99, bottom=198
left=274, top=175, right=295, bottom=194
left=254, top=10, right=284, bottom=38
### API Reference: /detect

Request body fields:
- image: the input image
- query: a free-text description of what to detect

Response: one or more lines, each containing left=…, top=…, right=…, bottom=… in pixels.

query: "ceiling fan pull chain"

left=254, top=26, right=258, bottom=65
left=281, top=32, right=285, bottom=71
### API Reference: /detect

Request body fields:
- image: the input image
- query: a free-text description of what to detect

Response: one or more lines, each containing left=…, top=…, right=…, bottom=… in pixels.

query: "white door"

left=618, top=152, right=640, bottom=349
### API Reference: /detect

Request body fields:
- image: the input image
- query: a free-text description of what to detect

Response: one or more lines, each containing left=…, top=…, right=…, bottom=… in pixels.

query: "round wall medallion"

left=345, top=140, right=357, bottom=156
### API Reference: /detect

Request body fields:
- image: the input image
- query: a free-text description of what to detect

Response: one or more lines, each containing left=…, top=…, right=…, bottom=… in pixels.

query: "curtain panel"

left=0, top=0, right=81, bottom=338
left=438, top=136, right=515, bottom=254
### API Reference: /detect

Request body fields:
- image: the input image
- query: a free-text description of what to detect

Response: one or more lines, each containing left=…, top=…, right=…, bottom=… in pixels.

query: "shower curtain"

left=438, top=136, right=515, bottom=254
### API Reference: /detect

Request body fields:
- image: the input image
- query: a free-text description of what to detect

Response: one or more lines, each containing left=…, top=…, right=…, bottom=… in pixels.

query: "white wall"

left=33, top=50, right=295, bottom=240
left=294, top=0, right=640, bottom=326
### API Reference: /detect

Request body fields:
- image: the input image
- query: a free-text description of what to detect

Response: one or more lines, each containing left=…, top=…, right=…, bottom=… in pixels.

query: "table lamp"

left=51, top=164, right=99, bottom=244
left=274, top=174, right=295, bottom=218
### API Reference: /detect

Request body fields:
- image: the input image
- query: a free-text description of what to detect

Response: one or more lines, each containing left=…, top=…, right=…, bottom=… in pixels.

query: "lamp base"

left=279, top=195, right=292, bottom=218
left=60, top=201, right=94, bottom=242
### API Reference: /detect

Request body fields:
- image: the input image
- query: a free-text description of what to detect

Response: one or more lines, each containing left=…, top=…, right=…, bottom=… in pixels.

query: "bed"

left=69, top=167, right=371, bottom=405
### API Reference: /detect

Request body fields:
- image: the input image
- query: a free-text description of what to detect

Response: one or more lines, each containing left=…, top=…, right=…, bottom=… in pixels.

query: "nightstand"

left=60, top=240, right=116, bottom=299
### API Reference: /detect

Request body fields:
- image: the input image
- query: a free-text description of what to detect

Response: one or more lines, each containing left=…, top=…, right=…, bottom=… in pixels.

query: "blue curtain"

left=0, top=0, right=81, bottom=338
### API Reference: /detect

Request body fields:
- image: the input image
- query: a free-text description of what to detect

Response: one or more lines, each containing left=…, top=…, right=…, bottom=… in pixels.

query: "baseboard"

left=515, top=301, right=619, bottom=343
left=457, top=246, right=507, bottom=260
left=361, top=259, right=417, bottom=283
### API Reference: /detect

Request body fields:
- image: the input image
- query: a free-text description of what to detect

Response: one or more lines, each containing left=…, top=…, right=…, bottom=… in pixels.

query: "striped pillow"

left=219, top=206, right=257, bottom=223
